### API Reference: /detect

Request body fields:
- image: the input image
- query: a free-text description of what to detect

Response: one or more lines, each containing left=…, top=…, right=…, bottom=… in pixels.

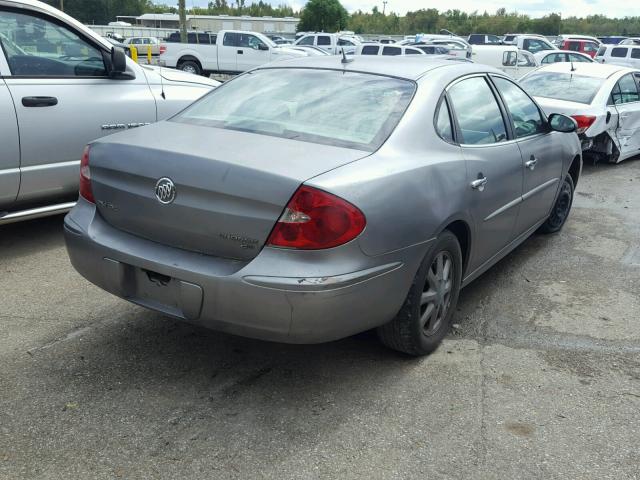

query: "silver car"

left=0, top=0, right=218, bottom=224
left=64, top=56, right=582, bottom=355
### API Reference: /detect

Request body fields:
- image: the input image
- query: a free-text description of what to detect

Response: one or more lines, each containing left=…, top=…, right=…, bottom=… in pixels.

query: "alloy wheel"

left=420, top=251, right=454, bottom=337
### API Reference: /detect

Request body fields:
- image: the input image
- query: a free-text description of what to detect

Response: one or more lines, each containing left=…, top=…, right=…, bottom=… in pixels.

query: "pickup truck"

left=159, top=30, right=306, bottom=76
left=293, top=33, right=360, bottom=55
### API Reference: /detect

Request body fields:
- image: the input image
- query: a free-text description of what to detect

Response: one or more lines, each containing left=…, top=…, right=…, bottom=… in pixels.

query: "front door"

left=491, top=76, right=563, bottom=233
left=236, top=33, right=270, bottom=72
left=0, top=78, right=20, bottom=210
left=0, top=8, right=156, bottom=205
left=447, top=75, right=524, bottom=273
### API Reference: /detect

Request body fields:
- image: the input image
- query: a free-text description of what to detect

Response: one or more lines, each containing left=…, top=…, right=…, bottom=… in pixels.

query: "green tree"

left=297, top=0, right=348, bottom=32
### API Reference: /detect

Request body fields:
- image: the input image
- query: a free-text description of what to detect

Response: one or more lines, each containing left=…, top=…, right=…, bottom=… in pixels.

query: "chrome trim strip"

left=243, top=262, right=403, bottom=292
left=484, top=196, right=523, bottom=222
left=20, top=160, right=80, bottom=172
left=0, top=201, right=76, bottom=225
left=522, top=178, right=559, bottom=201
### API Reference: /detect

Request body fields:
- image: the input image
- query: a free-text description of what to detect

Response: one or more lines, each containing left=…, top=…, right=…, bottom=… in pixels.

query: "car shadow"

left=0, top=213, right=66, bottom=260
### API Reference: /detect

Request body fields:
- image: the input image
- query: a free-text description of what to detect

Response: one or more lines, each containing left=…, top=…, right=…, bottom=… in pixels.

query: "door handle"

left=22, top=96, right=58, bottom=107
left=470, top=176, right=488, bottom=191
left=237, top=49, right=244, bottom=54
left=525, top=157, right=538, bottom=170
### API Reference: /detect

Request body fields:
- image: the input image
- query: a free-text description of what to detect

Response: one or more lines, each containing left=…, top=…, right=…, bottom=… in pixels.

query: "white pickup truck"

left=159, top=30, right=306, bottom=76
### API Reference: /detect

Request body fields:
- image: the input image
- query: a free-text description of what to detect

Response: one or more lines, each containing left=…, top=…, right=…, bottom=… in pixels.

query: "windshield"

left=520, top=72, right=604, bottom=104
left=173, top=68, right=416, bottom=151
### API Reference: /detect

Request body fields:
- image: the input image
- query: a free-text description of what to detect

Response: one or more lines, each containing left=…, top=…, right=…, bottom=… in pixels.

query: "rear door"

left=0, top=77, right=20, bottom=210
left=219, top=32, right=239, bottom=71
left=316, top=35, right=333, bottom=53
left=0, top=7, right=156, bottom=206
left=236, top=33, right=269, bottom=71
left=612, top=73, right=640, bottom=158
left=447, top=75, right=524, bottom=273
left=491, top=76, right=563, bottom=234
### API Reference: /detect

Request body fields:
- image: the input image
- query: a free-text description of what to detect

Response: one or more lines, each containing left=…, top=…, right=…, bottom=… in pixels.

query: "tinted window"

left=175, top=69, right=416, bottom=152
left=520, top=72, right=604, bottom=104
left=611, top=47, right=628, bottom=58
left=468, top=34, right=482, bottom=45
left=493, top=77, right=545, bottom=138
left=567, top=41, right=580, bottom=51
left=487, top=35, right=502, bottom=44
left=523, top=39, right=553, bottom=53
left=405, top=48, right=421, bottom=55
left=569, top=53, right=590, bottom=62
left=223, top=32, right=239, bottom=46
left=542, top=53, right=567, bottom=64
left=197, top=33, right=211, bottom=44
left=337, top=38, right=354, bottom=46
left=361, top=45, right=379, bottom=55
left=0, top=10, right=106, bottom=77
left=297, top=35, right=314, bottom=46
left=596, top=46, right=606, bottom=56
left=317, top=36, right=331, bottom=46
left=435, top=98, right=454, bottom=142
left=448, top=77, right=507, bottom=145
left=612, top=74, right=640, bottom=104
left=418, top=46, right=435, bottom=54
left=382, top=46, right=401, bottom=56
left=631, top=49, right=640, bottom=59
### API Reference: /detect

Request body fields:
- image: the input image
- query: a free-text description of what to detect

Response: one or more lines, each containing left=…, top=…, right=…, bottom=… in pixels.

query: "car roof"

left=534, top=50, right=591, bottom=58
left=533, top=62, right=634, bottom=78
left=258, top=55, right=500, bottom=80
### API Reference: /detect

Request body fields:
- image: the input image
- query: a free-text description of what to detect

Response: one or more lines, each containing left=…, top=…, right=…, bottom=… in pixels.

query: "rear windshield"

left=172, top=68, right=415, bottom=151
left=520, top=72, right=604, bottom=104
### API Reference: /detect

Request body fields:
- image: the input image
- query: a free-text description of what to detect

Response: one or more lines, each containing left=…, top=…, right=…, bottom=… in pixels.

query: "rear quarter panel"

left=309, top=71, right=471, bottom=258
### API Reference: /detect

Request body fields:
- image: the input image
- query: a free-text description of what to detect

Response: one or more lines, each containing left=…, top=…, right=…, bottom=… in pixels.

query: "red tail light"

left=159, top=44, right=167, bottom=55
left=267, top=186, right=366, bottom=250
left=571, top=115, right=596, bottom=134
left=79, top=145, right=94, bottom=204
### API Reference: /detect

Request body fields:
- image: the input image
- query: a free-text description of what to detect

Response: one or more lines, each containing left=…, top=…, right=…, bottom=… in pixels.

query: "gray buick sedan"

left=64, top=56, right=581, bottom=355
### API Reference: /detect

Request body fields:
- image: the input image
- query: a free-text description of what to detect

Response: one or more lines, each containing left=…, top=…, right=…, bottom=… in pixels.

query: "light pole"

left=382, top=0, right=387, bottom=15
left=178, top=0, right=187, bottom=43
left=60, top=0, right=63, bottom=11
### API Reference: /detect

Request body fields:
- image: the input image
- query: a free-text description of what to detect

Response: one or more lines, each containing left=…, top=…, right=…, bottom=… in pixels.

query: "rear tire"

left=377, top=230, right=462, bottom=356
left=538, top=174, right=574, bottom=234
left=178, top=60, right=201, bottom=76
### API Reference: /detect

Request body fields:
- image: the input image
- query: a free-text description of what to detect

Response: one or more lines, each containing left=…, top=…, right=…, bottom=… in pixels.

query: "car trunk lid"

left=89, top=121, right=369, bottom=260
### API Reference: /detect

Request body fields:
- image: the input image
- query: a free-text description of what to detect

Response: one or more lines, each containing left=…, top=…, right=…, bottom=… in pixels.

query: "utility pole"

left=382, top=0, right=387, bottom=15
left=60, top=0, right=63, bottom=12
left=179, top=0, right=187, bottom=43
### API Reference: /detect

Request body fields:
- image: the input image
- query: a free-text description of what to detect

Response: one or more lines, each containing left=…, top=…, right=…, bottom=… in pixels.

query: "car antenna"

left=570, top=58, right=576, bottom=72
left=341, top=47, right=353, bottom=64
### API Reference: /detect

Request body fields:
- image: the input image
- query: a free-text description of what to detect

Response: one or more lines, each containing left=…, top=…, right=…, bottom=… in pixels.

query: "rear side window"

left=612, top=74, right=640, bottom=104
left=405, top=48, right=421, bottom=55
left=223, top=32, right=239, bottom=47
left=297, top=35, right=314, bottom=46
left=448, top=76, right=507, bottom=145
left=435, top=98, right=454, bottom=143
left=569, top=53, right=590, bottom=62
left=611, top=47, right=628, bottom=58
left=492, top=77, right=545, bottom=138
left=596, top=46, right=606, bottom=56
left=361, top=45, right=379, bottom=55
left=382, top=46, right=401, bottom=56
left=542, top=53, right=567, bottom=64
left=632, top=49, right=640, bottom=59
left=317, top=36, right=331, bottom=46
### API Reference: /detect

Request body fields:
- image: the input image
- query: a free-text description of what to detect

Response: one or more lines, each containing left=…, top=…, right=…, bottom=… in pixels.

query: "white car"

left=520, top=62, right=640, bottom=163
left=472, top=45, right=536, bottom=79
left=123, top=36, right=161, bottom=56
left=416, top=34, right=472, bottom=59
left=504, top=34, right=557, bottom=54
left=619, top=38, right=640, bottom=46
left=294, top=33, right=360, bottom=55
left=595, top=44, right=640, bottom=69
left=534, top=50, right=594, bottom=65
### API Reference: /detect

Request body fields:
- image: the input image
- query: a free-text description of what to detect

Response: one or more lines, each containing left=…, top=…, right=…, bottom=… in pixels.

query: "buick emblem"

left=155, top=177, right=176, bottom=204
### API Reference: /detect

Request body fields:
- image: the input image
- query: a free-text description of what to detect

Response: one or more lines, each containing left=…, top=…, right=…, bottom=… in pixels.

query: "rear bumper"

left=64, top=199, right=428, bottom=344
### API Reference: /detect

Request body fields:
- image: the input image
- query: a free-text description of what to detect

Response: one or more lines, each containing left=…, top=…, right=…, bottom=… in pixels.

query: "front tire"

left=538, top=174, right=574, bottom=234
left=377, top=230, right=462, bottom=356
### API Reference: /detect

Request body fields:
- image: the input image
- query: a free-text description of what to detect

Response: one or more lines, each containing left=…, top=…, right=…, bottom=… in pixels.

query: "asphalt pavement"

left=1, top=160, right=639, bottom=480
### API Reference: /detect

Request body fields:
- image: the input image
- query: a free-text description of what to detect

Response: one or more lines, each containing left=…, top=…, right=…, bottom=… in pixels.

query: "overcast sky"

left=168, top=0, right=640, bottom=18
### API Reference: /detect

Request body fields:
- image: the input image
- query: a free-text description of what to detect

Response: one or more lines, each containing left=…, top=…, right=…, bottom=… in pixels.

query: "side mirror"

left=548, top=113, right=577, bottom=133
left=258, top=43, right=269, bottom=51
left=110, top=46, right=127, bottom=74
